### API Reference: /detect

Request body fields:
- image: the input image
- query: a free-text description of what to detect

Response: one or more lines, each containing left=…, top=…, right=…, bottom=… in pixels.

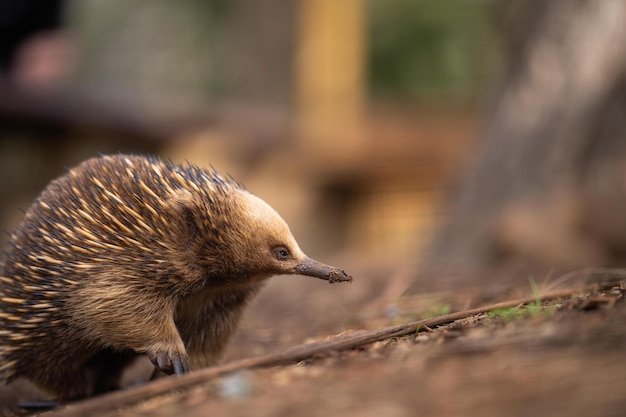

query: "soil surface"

left=0, top=267, right=625, bottom=417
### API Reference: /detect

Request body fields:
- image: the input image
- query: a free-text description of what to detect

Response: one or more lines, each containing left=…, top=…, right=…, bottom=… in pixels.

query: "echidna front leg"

left=72, top=283, right=191, bottom=377
left=139, top=310, right=191, bottom=376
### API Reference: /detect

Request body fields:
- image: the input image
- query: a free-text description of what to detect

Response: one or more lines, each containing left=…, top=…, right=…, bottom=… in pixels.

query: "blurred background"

left=1, top=0, right=626, bottom=349
left=0, top=0, right=494, bottom=260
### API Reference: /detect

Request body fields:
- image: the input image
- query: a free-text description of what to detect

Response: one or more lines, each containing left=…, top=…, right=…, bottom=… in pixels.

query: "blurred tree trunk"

left=426, top=0, right=626, bottom=272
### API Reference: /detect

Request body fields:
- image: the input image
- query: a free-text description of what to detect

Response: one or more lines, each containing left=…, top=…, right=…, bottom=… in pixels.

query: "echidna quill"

left=0, top=154, right=352, bottom=401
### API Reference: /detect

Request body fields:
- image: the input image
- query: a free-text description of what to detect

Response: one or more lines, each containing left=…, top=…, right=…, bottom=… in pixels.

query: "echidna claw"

left=148, top=350, right=190, bottom=376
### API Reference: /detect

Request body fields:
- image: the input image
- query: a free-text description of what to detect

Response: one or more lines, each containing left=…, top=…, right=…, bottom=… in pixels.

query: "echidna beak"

left=293, top=257, right=353, bottom=284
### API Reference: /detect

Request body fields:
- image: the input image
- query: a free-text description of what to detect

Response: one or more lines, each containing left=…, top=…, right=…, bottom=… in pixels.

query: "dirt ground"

left=0, top=263, right=625, bottom=417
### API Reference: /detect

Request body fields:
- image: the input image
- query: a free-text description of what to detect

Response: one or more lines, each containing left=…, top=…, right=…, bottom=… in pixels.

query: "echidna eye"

left=273, top=246, right=291, bottom=261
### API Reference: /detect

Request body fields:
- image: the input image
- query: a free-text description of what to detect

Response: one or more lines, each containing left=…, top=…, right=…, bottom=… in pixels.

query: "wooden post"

left=294, top=0, right=365, bottom=159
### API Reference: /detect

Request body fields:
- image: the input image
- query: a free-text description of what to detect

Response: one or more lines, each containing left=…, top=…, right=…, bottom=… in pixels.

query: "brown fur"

left=0, top=155, right=350, bottom=401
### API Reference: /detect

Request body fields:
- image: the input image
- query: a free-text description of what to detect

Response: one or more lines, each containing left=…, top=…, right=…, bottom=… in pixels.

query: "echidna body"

left=0, top=154, right=351, bottom=401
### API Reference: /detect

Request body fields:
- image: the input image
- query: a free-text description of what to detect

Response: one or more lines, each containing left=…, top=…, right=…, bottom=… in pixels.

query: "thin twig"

left=48, top=284, right=598, bottom=417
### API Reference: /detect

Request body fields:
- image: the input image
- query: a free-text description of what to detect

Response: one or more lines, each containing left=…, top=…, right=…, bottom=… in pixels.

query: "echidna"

left=0, top=154, right=352, bottom=401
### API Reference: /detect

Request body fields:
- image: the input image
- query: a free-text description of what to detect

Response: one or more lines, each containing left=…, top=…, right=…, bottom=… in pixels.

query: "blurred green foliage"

left=367, top=0, right=500, bottom=105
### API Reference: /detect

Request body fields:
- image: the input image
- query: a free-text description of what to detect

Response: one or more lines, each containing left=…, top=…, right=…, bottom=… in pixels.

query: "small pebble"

left=218, top=371, right=252, bottom=400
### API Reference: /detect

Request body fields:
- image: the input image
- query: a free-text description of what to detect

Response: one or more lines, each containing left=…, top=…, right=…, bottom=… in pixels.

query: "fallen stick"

left=49, top=284, right=600, bottom=416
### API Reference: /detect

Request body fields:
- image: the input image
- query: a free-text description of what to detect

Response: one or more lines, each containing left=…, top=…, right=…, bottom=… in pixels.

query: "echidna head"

left=227, top=190, right=353, bottom=284
left=168, top=187, right=352, bottom=289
